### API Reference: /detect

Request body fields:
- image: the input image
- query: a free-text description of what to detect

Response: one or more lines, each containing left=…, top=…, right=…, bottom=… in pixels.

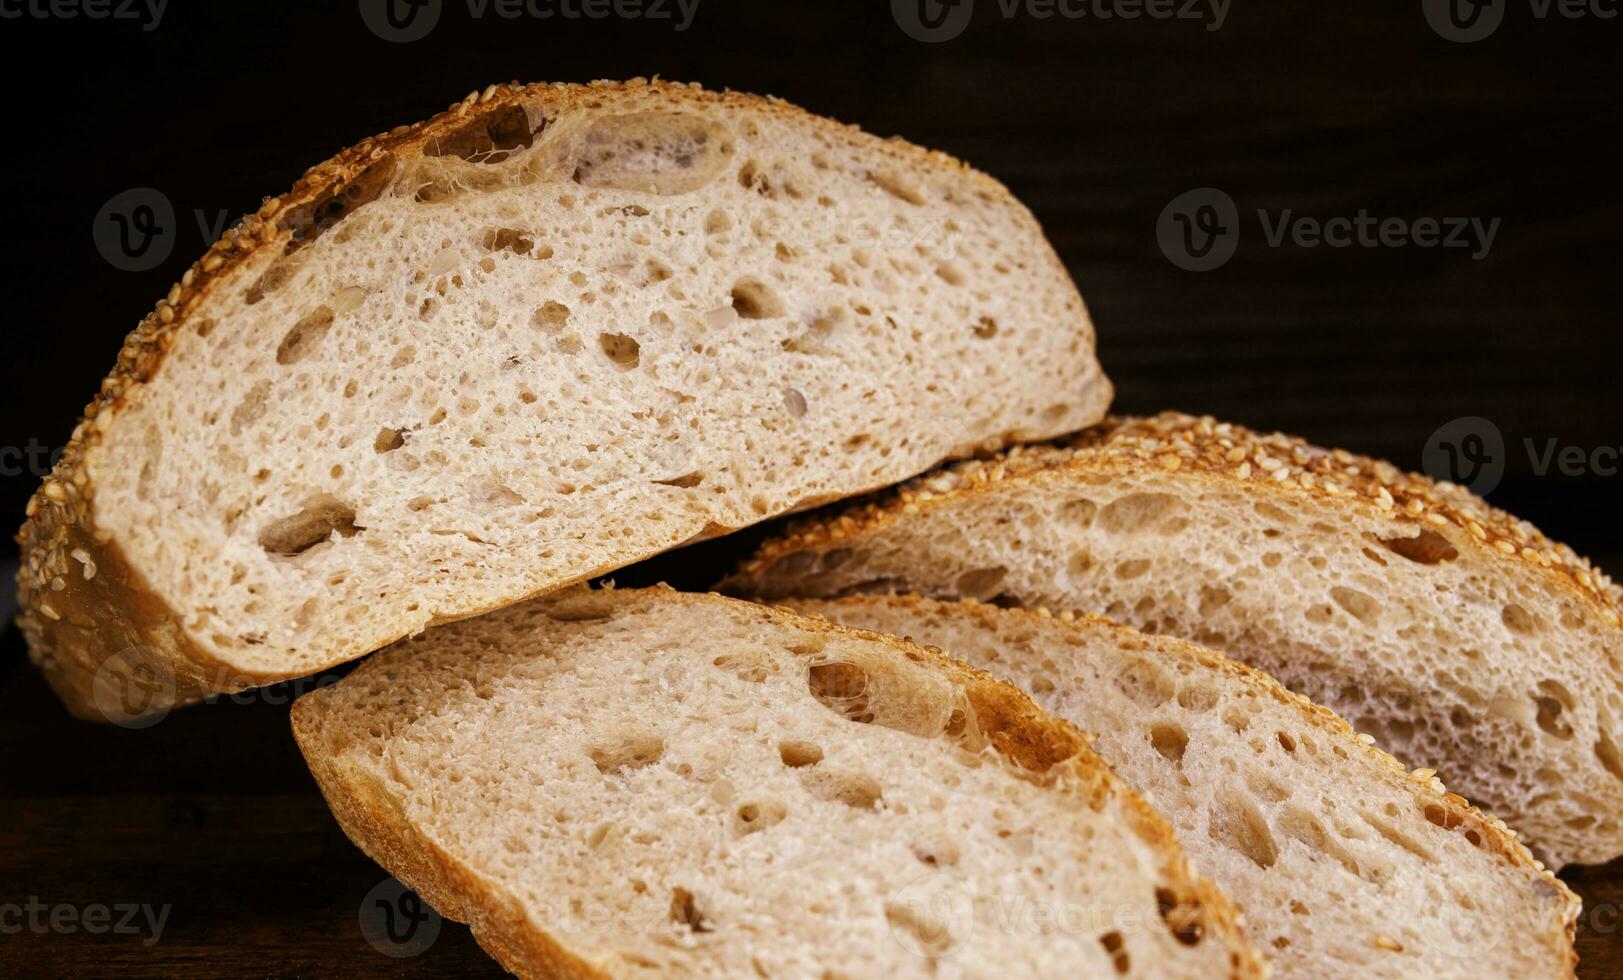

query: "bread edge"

left=790, top=593, right=1582, bottom=975
left=290, top=587, right=1267, bottom=978
left=17, top=78, right=1109, bottom=720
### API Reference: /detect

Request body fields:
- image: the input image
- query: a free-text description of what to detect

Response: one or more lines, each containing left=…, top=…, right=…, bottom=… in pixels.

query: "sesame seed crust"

left=14, top=79, right=1008, bottom=720
left=737, top=411, right=1623, bottom=628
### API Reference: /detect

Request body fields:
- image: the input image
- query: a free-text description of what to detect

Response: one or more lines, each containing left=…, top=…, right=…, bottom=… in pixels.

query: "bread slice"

left=792, top=594, right=1580, bottom=978
left=724, top=412, right=1623, bottom=869
left=290, top=588, right=1263, bottom=979
left=15, top=79, right=1113, bottom=721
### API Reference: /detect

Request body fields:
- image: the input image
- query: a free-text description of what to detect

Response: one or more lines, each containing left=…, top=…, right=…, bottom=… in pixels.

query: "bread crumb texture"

left=729, top=412, right=1623, bottom=869
left=292, top=588, right=1262, bottom=979
left=795, top=595, right=1579, bottom=980
left=15, top=79, right=1112, bottom=718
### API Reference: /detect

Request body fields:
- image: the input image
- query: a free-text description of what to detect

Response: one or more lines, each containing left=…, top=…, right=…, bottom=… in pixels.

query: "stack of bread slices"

left=18, top=79, right=1617, bottom=979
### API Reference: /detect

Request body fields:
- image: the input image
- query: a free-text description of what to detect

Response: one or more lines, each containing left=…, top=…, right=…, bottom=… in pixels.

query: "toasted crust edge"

left=291, top=587, right=1267, bottom=978
left=791, top=593, right=1582, bottom=975
left=728, top=412, right=1623, bottom=628
left=17, top=77, right=1104, bottom=720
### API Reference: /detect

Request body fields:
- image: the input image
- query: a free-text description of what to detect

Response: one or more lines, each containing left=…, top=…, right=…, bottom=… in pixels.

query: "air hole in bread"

left=588, top=734, right=665, bottom=774
left=572, top=111, right=730, bottom=194
left=654, top=472, right=703, bottom=489
left=910, top=837, right=961, bottom=867
left=1199, top=585, right=1232, bottom=616
left=1597, top=728, right=1623, bottom=781
left=532, top=301, right=571, bottom=331
left=1360, top=810, right=1436, bottom=863
left=480, top=227, right=535, bottom=255
left=1502, top=603, right=1541, bottom=636
left=1276, top=731, right=1297, bottom=753
left=1176, top=683, right=1219, bottom=713
left=281, top=156, right=396, bottom=254
left=713, top=652, right=773, bottom=683
left=802, top=769, right=884, bottom=810
left=244, top=260, right=296, bottom=305
left=973, top=316, right=998, bottom=339
left=1150, top=723, right=1189, bottom=763
left=1116, top=659, right=1176, bottom=708
left=1279, top=808, right=1360, bottom=875
left=1208, top=791, right=1278, bottom=869
left=733, top=800, right=788, bottom=835
left=598, top=332, right=641, bottom=369
left=669, top=887, right=714, bottom=933
left=731, top=278, right=785, bottom=320
left=1115, top=559, right=1152, bottom=580
left=1423, top=803, right=1464, bottom=831
left=276, top=306, right=335, bottom=365
left=1330, top=587, right=1381, bottom=627
left=374, top=428, right=405, bottom=453
left=777, top=740, right=824, bottom=768
left=1534, top=693, right=1575, bottom=740
left=1100, top=493, right=1184, bottom=535
left=1381, top=528, right=1459, bottom=565
left=258, top=495, right=359, bottom=556
left=1061, top=498, right=1098, bottom=527
left=807, top=662, right=874, bottom=724
left=426, top=105, right=539, bottom=164
left=884, top=901, right=954, bottom=957
left=783, top=387, right=808, bottom=418
left=1099, top=931, right=1131, bottom=974
left=229, top=381, right=272, bottom=435
left=1154, top=887, right=1206, bottom=946
left=954, top=566, right=1008, bottom=600
left=867, top=170, right=925, bottom=206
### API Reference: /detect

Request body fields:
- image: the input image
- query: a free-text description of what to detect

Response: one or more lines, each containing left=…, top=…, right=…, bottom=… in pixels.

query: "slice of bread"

left=724, top=412, right=1623, bottom=869
left=16, top=79, right=1112, bottom=721
left=291, top=587, right=1264, bottom=979
left=792, top=594, right=1580, bottom=978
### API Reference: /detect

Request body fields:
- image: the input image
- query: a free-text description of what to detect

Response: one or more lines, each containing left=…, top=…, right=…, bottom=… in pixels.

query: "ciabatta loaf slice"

left=16, top=79, right=1112, bottom=721
left=725, top=412, right=1623, bottom=869
left=291, top=588, right=1263, bottom=979
left=794, top=595, right=1579, bottom=978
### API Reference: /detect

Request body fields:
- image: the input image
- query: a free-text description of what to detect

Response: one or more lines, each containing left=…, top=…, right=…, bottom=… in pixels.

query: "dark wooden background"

left=1, top=0, right=1619, bottom=975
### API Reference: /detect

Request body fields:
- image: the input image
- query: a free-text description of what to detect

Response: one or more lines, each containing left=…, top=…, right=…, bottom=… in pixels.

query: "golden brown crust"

left=733, top=412, right=1622, bottom=630
left=793, top=591, right=1582, bottom=969
left=292, top=587, right=1268, bottom=978
left=14, top=78, right=1037, bottom=721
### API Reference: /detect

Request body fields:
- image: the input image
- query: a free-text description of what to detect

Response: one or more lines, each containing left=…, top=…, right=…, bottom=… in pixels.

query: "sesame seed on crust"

left=736, top=412, right=1623, bottom=627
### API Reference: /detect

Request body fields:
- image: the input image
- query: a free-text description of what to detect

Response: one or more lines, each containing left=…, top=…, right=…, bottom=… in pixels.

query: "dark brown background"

left=1, top=0, right=1619, bottom=975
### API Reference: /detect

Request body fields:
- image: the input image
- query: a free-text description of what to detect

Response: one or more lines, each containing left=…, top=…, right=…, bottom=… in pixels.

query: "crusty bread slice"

left=291, top=588, right=1263, bottom=979
left=724, top=412, right=1623, bottom=869
left=792, top=595, right=1579, bottom=978
left=16, top=79, right=1111, bottom=722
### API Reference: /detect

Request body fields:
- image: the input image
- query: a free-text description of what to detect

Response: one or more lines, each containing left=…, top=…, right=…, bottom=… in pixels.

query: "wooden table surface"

left=1, top=0, right=1619, bottom=975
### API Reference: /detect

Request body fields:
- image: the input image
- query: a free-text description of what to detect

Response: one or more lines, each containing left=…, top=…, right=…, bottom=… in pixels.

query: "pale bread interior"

left=734, top=447, right=1623, bottom=868
left=292, top=589, right=1259, bottom=979
left=794, top=595, right=1579, bottom=979
left=81, top=81, right=1109, bottom=684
